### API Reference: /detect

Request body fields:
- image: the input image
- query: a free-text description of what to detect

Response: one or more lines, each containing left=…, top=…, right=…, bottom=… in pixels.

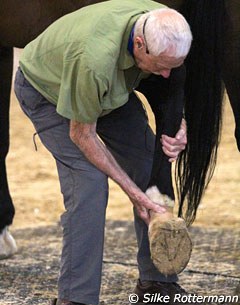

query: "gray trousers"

left=14, top=68, right=177, bottom=305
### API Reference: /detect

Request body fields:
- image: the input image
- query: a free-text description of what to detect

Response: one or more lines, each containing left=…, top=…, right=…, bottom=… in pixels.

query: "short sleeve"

left=57, top=56, right=108, bottom=123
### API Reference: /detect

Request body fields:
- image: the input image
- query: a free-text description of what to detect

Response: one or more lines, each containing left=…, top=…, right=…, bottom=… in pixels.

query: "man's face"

left=133, top=37, right=185, bottom=78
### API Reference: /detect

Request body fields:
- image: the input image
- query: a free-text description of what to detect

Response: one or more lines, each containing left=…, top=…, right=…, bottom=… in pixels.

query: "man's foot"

left=133, top=279, right=187, bottom=304
left=51, top=299, right=86, bottom=305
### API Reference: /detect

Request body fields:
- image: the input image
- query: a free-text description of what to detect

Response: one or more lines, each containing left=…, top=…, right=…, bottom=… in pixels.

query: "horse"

left=0, top=0, right=238, bottom=259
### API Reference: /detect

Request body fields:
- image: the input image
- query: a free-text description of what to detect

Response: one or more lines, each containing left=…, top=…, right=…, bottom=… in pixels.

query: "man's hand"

left=161, top=118, right=187, bottom=162
left=128, top=189, right=166, bottom=225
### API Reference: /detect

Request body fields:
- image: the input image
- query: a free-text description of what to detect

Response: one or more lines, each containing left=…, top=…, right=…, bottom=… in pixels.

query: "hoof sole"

left=149, top=217, right=192, bottom=275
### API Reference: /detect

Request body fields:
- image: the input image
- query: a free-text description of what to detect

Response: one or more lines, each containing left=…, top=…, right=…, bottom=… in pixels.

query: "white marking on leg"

left=0, top=227, right=17, bottom=259
left=4, top=227, right=18, bottom=252
left=146, top=186, right=174, bottom=207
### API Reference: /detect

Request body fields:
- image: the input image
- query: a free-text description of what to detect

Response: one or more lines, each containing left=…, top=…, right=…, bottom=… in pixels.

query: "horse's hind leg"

left=137, top=67, right=192, bottom=276
left=0, top=47, right=17, bottom=259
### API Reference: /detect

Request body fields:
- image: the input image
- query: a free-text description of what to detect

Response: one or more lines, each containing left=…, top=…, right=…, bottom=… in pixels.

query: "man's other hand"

left=161, top=118, right=187, bottom=162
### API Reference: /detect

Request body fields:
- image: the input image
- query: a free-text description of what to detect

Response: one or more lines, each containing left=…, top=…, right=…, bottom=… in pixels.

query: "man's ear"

left=135, top=36, right=144, bottom=50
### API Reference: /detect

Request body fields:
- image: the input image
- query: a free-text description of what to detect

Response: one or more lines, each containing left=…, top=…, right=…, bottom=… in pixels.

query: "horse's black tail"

left=176, top=0, right=226, bottom=225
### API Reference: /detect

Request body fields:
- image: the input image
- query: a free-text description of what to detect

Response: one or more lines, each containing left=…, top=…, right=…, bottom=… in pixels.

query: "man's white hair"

left=134, top=8, right=192, bottom=58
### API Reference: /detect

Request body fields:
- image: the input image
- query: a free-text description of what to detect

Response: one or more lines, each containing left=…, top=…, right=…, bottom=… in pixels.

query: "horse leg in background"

left=0, top=47, right=17, bottom=259
left=137, top=66, right=192, bottom=276
left=222, top=1, right=240, bottom=151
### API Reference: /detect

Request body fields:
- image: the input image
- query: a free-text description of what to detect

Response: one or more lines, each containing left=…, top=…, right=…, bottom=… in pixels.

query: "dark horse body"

left=0, top=0, right=239, bottom=257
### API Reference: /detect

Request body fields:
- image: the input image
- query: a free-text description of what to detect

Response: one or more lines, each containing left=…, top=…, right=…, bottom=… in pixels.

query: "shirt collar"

left=127, top=23, right=135, bottom=58
left=118, top=12, right=147, bottom=70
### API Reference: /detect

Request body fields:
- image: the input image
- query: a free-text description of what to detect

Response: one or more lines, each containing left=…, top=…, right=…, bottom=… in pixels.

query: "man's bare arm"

left=70, top=120, right=165, bottom=224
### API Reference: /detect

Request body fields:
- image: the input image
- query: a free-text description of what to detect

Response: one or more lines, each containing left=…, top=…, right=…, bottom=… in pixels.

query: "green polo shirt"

left=20, top=0, right=166, bottom=123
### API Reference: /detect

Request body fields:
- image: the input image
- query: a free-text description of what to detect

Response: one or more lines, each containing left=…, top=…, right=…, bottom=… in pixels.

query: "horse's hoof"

left=148, top=216, right=192, bottom=276
left=0, top=227, right=17, bottom=259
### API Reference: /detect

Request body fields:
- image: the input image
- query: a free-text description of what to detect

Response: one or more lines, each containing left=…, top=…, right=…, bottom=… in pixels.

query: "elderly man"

left=14, top=0, right=192, bottom=304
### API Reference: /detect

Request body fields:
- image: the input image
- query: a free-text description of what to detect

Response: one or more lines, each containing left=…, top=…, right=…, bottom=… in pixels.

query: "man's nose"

left=160, top=69, right=171, bottom=78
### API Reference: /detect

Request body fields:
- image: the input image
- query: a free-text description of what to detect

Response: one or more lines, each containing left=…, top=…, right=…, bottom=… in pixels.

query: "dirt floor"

left=8, top=49, right=240, bottom=231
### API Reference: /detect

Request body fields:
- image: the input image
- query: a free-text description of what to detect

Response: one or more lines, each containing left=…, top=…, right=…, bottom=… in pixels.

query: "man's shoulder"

left=76, top=0, right=166, bottom=23
left=81, top=38, right=119, bottom=77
